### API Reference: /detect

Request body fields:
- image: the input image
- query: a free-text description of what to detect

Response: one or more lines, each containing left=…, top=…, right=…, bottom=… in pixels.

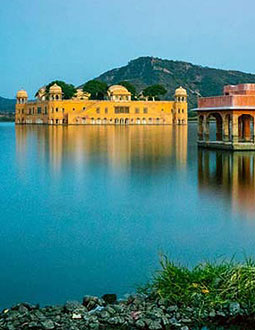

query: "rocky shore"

left=0, top=294, right=252, bottom=330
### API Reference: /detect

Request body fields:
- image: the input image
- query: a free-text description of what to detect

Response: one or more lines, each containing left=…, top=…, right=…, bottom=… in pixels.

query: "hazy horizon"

left=1, top=0, right=255, bottom=98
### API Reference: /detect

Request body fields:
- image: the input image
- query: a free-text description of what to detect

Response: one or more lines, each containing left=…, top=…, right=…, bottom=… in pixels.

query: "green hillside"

left=0, top=96, right=16, bottom=112
left=87, top=56, right=255, bottom=110
left=3, top=57, right=255, bottom=113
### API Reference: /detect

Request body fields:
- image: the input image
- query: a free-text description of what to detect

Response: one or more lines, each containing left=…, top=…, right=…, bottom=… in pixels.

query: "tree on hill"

left=82, top=80, right=108, bottom=100
left=143, top=84, right=167, bottom=101
left=118, top=81, right=137, bottom=99
left=45, top=80, right=76, bottom=99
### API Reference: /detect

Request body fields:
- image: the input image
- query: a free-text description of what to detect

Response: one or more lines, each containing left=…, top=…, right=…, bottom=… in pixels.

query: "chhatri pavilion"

left=15, top=84, right=188, bottom=126
left=195, top=83, right=255, bottom=150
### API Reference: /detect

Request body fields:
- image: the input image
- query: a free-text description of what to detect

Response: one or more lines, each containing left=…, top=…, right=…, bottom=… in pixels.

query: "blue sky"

left=1, top=0, right=255, bottom=98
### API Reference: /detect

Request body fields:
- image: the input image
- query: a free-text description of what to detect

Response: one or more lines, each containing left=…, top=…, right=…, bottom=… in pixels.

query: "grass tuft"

left=148, top=256, right=255, bottom=314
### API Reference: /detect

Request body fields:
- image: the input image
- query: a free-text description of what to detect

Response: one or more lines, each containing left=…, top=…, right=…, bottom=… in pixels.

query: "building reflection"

left=198, top=149, right=255, bottom=215
left=15, top=125, right=188, bottom=174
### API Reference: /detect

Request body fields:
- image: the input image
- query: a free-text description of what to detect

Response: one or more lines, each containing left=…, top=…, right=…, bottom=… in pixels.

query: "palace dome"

left=175, top=86, right=187, bottom=96
left=108, top=85, right=131, bottom=95
left=49, top=83, right=62, bottom=94
left=16, top=90, right=28, bottom=98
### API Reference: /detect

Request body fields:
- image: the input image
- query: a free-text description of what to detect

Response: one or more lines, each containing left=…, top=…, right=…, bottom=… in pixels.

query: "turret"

left=16, top=90, right=28, bottom=104
left=174, top=86, right=188, bottom=125
left=107, top=85, right=131, bottom=101
left=175, top=86, right=187, bottom=102
left=49, top=83, right=62, bottom=101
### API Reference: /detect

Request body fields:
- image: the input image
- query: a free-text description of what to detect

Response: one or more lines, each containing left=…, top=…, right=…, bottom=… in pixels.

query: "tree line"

left=37, top=80, right=167, bottom=101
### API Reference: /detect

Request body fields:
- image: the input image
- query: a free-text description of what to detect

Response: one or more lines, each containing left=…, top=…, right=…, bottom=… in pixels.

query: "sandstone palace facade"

left=15, top=84, right=187, bottom=125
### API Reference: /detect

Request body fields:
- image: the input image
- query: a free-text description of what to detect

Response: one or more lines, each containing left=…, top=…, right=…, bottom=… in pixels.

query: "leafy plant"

left=82, top=80, right=108, bottom=100
left=143, top=84, right=167, bottom=100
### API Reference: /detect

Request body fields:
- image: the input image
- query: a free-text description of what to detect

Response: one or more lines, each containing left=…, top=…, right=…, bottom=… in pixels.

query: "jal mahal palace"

left=15, top=84, right=188, bottom=126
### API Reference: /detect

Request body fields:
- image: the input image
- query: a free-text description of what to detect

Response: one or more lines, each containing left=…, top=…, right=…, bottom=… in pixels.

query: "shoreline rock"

left=0, top=294, right=253, bottom=329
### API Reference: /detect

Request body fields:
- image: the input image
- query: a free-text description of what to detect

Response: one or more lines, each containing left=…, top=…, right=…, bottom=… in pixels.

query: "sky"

left=1, top=0, right=255, bottom=98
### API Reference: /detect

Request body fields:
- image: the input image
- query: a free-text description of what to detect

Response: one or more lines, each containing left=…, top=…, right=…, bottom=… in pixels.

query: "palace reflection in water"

left=15, top=125, right=188, bottom=174
left=198, top=149, right=255, bottom=215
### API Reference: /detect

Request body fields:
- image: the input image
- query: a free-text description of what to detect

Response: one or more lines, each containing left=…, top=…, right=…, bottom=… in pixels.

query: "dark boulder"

left=82, top=296, right=104, bottom=311
left=102, top=294, right=117, bottom=305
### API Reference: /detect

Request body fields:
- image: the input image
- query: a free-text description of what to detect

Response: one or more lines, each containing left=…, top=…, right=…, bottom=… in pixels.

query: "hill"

left=0, top=96, right=16, bottom=113
left=86, top=56, right=255, bottom=110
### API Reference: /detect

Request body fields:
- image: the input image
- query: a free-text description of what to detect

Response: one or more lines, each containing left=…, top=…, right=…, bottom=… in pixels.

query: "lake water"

left=1, top=122, right=255, bottom=309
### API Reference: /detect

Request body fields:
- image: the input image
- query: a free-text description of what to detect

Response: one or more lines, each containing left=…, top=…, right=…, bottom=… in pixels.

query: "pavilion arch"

left=206, top=112, right=223, bottom=141
left=238, top=114, right=254, bottom=142
left=125, top=118, right=129, bottom=125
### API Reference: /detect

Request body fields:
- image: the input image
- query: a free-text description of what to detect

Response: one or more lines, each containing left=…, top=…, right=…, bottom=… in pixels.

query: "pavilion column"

left=253, top=116, right=255, bottom=142
left=223, top=115, right=230, bottom=142
left=197, top=115, right=204, bottom=141
left=203, top=115, right=209, bottom=141
left=216, top=117, right=223, bottom=141
left=232, top=114, right=239, bottom=143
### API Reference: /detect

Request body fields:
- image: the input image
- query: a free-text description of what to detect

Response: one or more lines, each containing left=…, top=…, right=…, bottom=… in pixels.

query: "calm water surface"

left=0, top=123, right=255, bottom=308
